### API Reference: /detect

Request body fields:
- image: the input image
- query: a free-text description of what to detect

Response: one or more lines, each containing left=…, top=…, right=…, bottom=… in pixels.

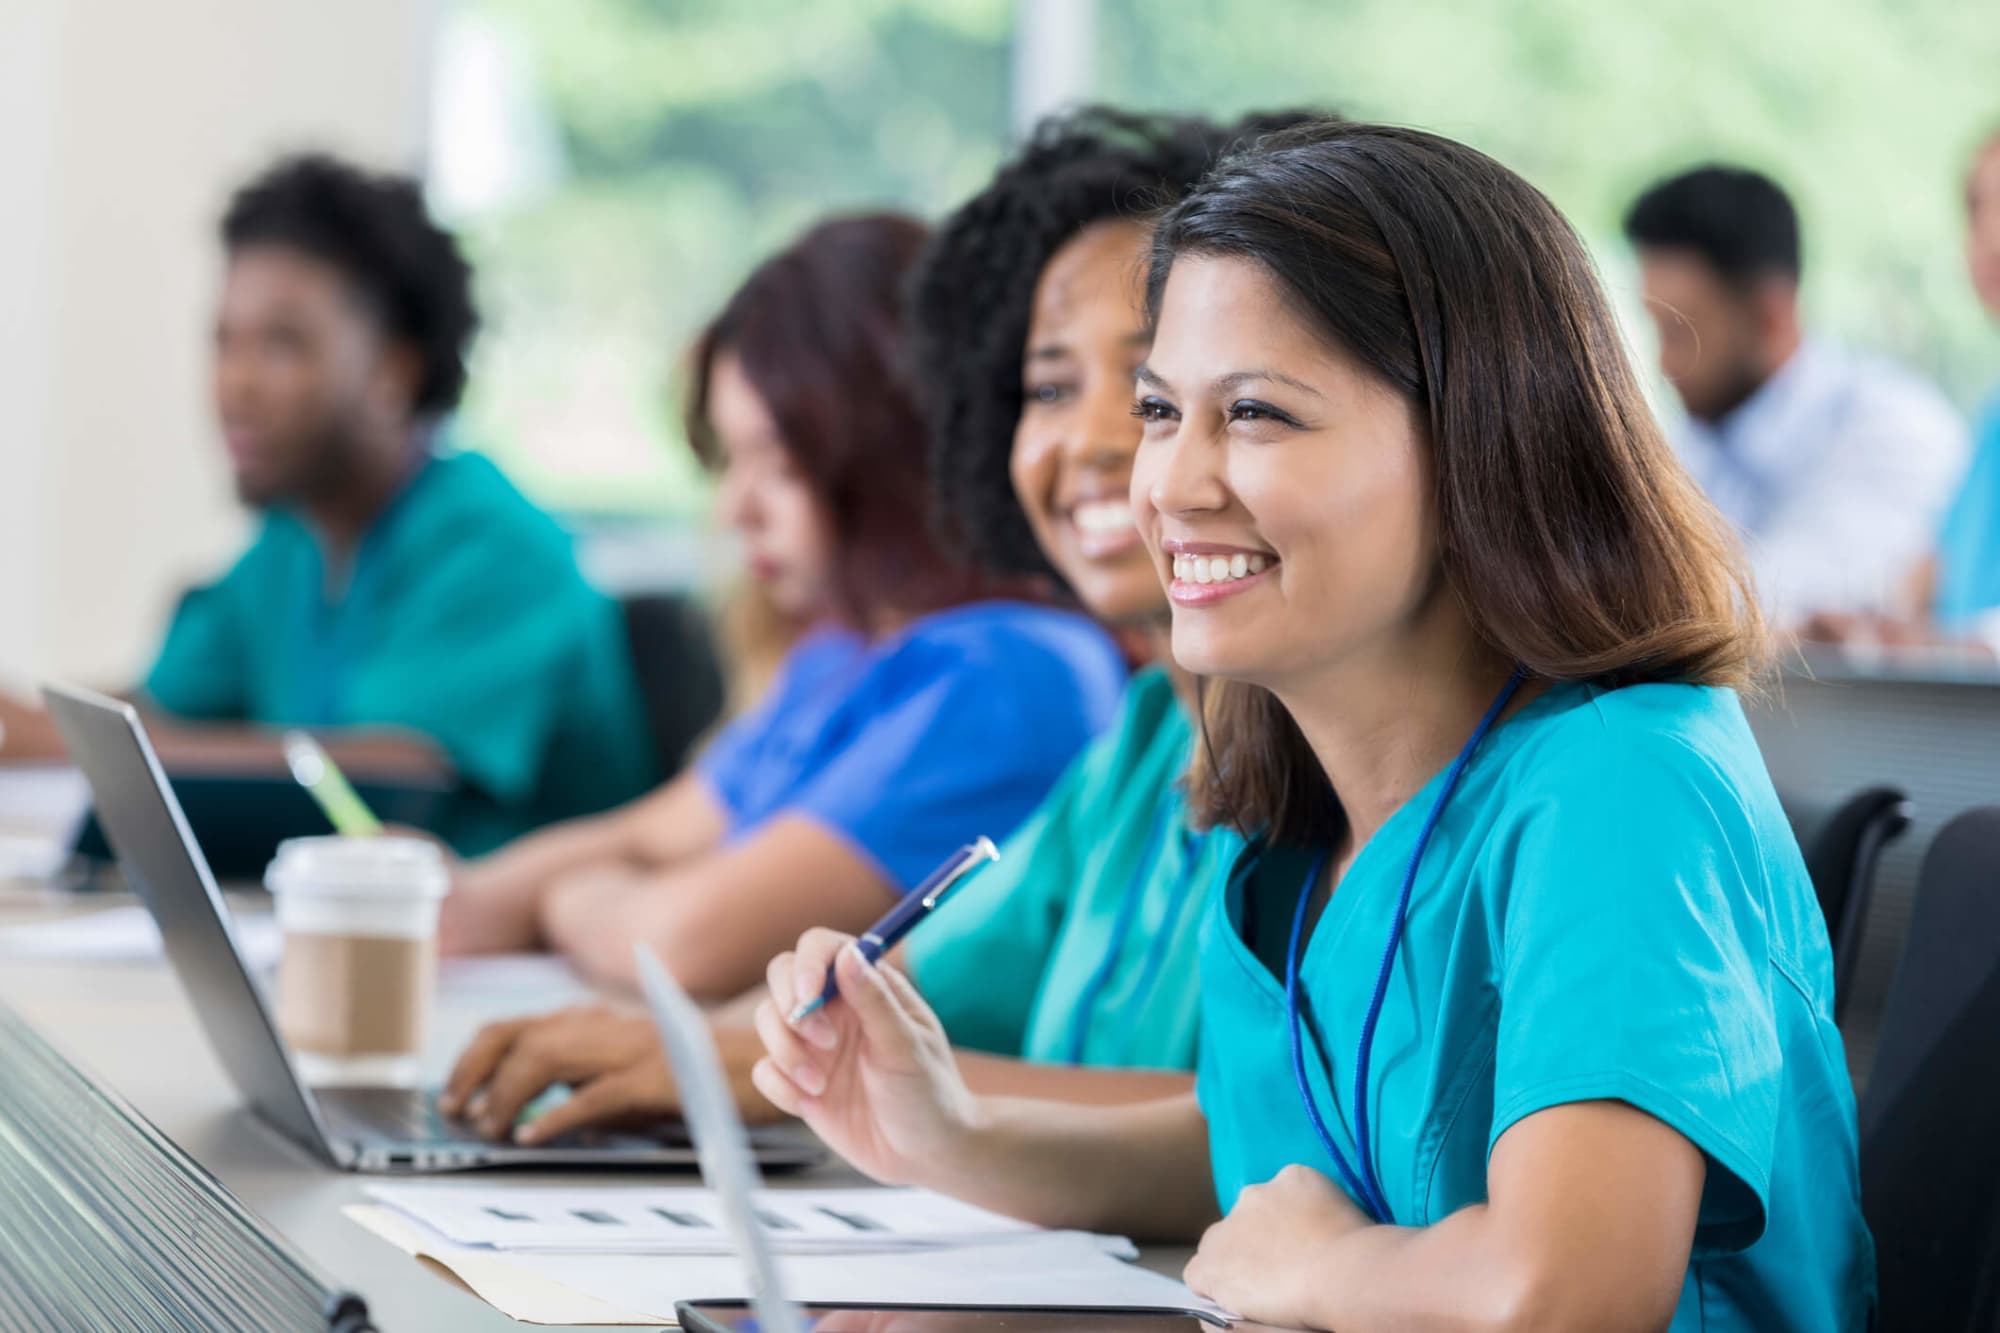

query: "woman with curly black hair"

left=441, top=107, right=1314, bottom=1142
left=897, top=105, right=1320, bottom=1089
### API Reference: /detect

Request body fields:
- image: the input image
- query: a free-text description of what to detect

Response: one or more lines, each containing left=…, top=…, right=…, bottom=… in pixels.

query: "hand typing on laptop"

left=441, top=1005, right=784, bottom=1144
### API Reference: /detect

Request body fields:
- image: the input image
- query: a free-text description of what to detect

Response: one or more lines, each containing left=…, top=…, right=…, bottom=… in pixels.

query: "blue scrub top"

left=1937, top=390, right=2000, bottom=630
left=695, top=601, right=1127, bottom=895
left=144, top=451, right=654, bottom=854
left=1197, top=680, right=1873, bottom=1332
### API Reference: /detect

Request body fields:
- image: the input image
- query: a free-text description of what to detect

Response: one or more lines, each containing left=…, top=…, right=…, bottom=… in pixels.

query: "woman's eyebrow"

left=1212, top=368, right=1327, bottom=400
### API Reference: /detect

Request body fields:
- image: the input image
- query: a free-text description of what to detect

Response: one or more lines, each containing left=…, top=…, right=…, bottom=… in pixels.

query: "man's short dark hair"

left=222, top=153, right=478, bottom=416
left=1623, top=164, right=1801, bottom=286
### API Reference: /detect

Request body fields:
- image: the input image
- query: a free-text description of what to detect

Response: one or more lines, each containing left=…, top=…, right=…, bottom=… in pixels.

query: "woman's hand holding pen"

left=752, top=929, right=978, bottom=1188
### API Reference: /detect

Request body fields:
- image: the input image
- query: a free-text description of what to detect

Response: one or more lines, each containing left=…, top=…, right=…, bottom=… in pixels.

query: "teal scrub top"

left=908, top=666, right=1239, bottom=1071
left=1937, top=390, right=2000, bottom=629
left=1197, top=680, right=1873, bottom=1333
left=144, top=451, right=654, bottom=854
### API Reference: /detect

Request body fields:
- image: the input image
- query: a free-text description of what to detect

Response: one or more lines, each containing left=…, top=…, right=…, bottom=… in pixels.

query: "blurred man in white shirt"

left=1625, top=164, right=1965, bottom=628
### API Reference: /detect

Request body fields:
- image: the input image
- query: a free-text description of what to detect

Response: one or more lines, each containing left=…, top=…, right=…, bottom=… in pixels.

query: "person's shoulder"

left=1833, top=343, right=1965, bottom=438
left=784, top=624, right=871, bottom=680
left=1502, top=679, right=1766, bottom=808
left=894, top=601, right=1124, bottom=678
left=1071, top=664, right=1189, bottom=776
left=418, top=449, right=572, bottom=548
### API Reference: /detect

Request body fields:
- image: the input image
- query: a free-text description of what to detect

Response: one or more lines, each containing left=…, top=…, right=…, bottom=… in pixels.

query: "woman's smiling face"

left=1009, top=220, right=1167, bottom=626
left=1131, top=253, right=1440, bottom=689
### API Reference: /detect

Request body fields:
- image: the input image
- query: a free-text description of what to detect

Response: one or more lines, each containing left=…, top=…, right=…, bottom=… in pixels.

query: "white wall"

left=0, top=0, right=436, bottom=688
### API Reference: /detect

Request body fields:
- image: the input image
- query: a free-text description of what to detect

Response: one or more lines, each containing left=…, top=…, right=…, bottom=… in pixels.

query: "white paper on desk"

left=343, top=1203, right=668, bottom=1325
left=345, top=1203, right=1222, bottom=1327
left=0, top=903, right=282, bottom=969
left=365, top=1183, right=1049, bottom=1255
left=505, top=1233, right=1228, bottom=1325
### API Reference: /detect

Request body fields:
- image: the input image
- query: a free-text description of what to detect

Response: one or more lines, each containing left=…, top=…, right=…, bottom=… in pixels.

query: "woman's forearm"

left=1304, top=1204, right=1536, bottom=1331
left=468, top=774, right=721, bottom=900
left=928, top=1092, right=1218, bottom=1241
left=471, top=811, right=628, bottom=894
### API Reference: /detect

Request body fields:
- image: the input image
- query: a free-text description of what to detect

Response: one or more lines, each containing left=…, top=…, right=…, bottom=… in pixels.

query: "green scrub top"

left=908, top=665, right=1238, bottom=1070
left=144, top=450, right=655, bottom=854
left=1198, top=680, right=1873, bottom=1332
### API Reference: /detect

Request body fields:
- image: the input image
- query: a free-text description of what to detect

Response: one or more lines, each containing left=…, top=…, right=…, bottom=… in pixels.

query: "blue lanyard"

left=1284, top=668, right=1525, bottom=1224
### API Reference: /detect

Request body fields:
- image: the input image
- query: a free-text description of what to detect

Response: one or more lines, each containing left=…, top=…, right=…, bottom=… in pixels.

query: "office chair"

left=1859, top=806, right=2000, bottom=1332
left=620, top=593, right=727, bottom=780
left=1796, top=785, right=1911, bottom=1024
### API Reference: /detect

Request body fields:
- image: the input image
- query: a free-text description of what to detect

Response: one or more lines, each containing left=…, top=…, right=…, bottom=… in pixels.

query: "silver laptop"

left=44, top=683, right=821, bottom=1175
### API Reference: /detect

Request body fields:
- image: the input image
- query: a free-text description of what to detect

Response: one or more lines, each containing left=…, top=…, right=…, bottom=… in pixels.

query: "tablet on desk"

left=678, top=1304, right=1227, bottom=1333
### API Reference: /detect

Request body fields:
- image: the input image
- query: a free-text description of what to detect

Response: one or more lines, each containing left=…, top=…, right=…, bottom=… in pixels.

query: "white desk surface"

left=0, top=884, right=1192, bottom=1329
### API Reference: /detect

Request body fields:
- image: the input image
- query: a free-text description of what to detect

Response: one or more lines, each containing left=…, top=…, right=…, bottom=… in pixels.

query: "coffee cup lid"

left=265, top=835, right=450, bottom=899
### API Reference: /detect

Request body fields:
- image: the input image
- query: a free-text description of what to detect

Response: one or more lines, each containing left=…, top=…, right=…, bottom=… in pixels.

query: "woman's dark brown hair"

left=1150, top=121, right=1768, bottom=845
left=686, top=212, right=996, bottom=629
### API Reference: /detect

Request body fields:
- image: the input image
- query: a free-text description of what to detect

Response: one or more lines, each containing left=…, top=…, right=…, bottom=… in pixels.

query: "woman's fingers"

left=439, top=1018, right=529, bottom=1115
left=788, top=929, right=858, bottom=1014
left=764, top=950, right=830, bottom=1049
left=750, top=1056, right=809, bottom=1118
left=473, top=1034, right=577, bottom=1139
left=876, top=956, right=940, bottom=1032
left=754, top=997, right=829, bottom=1097
left=830, top=944, right=922, bottom=1063
left=515, top=1068, right=662, bottom=1146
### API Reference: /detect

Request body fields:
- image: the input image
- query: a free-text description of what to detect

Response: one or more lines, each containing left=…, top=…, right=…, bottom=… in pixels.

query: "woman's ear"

left=369, top=339, right=426, bottom=419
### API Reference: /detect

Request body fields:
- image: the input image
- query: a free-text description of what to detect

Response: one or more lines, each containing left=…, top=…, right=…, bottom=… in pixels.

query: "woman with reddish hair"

left=437, top=213, right=1126, bottom=1000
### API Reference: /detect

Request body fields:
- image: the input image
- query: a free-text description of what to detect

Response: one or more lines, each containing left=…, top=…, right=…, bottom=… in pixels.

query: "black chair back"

left=620, top=593, right=727, bottom=780
left=1799, top=786, right=1911, bottom=1024
left=1859, top=806, right=2000, bottom=1331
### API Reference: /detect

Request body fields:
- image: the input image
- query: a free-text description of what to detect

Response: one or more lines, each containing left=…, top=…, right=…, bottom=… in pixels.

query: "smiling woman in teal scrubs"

left=753, top=120, right=1872, bottom=1333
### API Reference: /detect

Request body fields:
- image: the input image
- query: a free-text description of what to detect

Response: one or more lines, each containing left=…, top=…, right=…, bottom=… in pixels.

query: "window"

left=430, top=0, right=1016, bottom=524
left=434, top=0, right=2000, bottom=536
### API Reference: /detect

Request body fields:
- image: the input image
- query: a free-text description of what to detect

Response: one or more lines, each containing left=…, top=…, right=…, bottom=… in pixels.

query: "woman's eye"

left=1027, top=382, right=1075, bottom=405
left=1228, top=398, right=1293, bottom=424
left=1131, top=396, right=1178, bottom=423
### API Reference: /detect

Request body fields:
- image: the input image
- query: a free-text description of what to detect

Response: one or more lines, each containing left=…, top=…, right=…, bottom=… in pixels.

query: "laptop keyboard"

left=319, top=1087, right=468, bottom=1144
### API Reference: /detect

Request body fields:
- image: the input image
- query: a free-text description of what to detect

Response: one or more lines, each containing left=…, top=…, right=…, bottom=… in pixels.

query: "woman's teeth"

left=1073, top=500, right=1135, bottom=536
left=1172, top=553, right=1268, bottom=585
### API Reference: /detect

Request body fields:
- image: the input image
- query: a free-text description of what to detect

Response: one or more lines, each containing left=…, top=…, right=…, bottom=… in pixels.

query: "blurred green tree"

left=442, top=0, right=2000, bottom=517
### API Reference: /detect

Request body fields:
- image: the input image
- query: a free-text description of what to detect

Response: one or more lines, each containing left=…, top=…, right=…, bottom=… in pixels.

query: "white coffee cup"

left=265, top=835, right=450, bottom=1087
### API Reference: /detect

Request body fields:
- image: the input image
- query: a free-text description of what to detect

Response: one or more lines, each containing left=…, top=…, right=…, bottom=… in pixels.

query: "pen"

left=281, top=731, right=383, bottom=837
left=787, top=836, right=999, bottom=1024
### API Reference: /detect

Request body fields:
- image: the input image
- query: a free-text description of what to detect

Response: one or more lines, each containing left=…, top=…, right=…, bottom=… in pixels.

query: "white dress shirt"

left=1670, top=338, right=1967, bottom=626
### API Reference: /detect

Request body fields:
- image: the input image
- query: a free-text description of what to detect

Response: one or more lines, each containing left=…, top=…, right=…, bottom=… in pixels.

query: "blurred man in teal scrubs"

left=0, top=155, right=652, bottom=852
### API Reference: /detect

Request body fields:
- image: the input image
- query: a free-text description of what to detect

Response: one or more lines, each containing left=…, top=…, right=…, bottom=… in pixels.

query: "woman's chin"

left=1167, top=632, right=1256, bottom=684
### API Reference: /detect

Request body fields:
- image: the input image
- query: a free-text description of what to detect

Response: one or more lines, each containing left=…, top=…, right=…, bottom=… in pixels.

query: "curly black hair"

left=908, top=105, right=1328, bottom=581
left=222, top=153, right=478, bottom=417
